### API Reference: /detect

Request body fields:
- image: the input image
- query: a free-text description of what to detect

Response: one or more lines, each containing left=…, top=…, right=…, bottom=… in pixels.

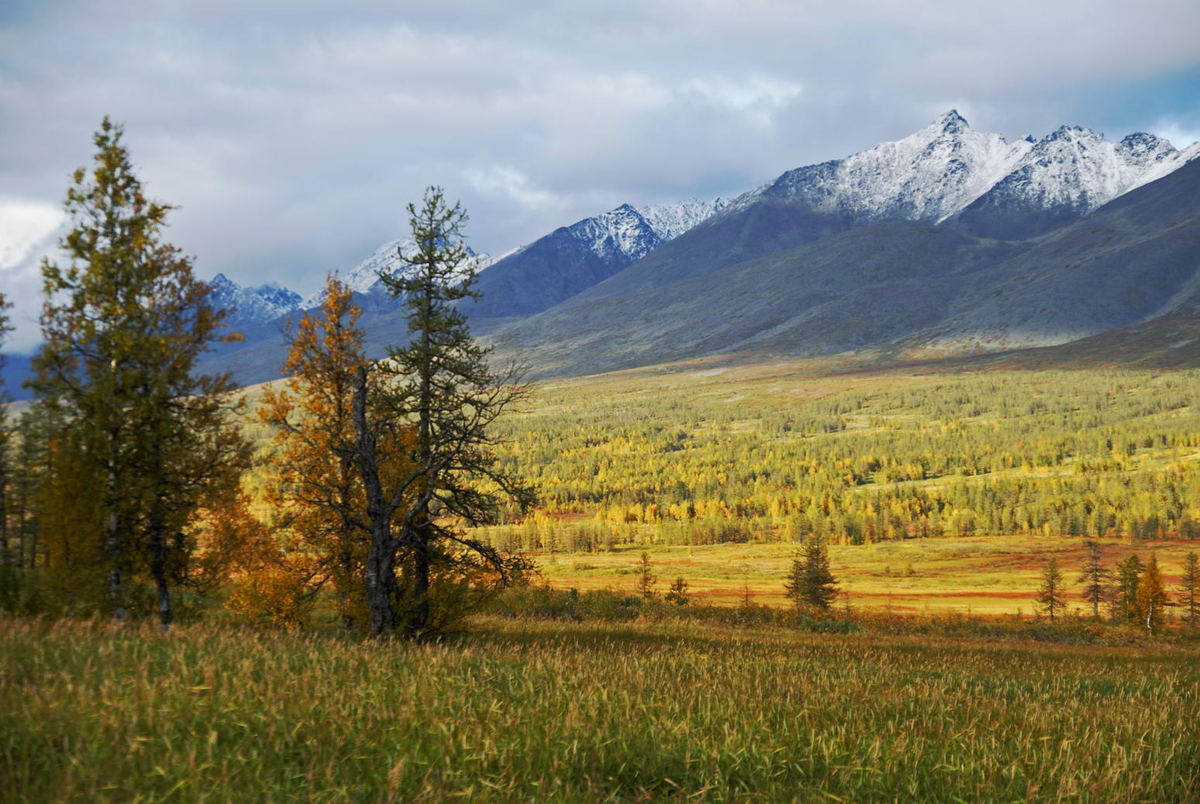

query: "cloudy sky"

left=1, top=0, right=1198, bottom=351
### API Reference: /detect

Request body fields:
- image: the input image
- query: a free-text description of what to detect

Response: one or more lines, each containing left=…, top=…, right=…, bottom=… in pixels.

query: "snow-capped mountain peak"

left=728, top=110, right=1197, bottom=240
left=743, top=109, right=1030, bottom=224
left=301, top=236, right=494, bottom=309
left=637, top=197, right=728, bottom=241
left=208, top=273, right=302, bottom=327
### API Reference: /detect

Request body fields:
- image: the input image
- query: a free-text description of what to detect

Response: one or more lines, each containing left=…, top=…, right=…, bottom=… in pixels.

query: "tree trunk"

left=0, top=459, right=9, bottom=568
left=340, top=549, right=354, bottom=632
left=405, top=523, right=431, bottom=639
left=353, top=366, right=397, bottom=639
left=106, top=509, right=124, bottom=625
left=365, top=527, right=395, bottom=638
left=148, top=523, right=173, bottom=632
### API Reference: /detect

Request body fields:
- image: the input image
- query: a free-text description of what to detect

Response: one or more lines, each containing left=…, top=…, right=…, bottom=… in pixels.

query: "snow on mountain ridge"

left=300, top=237, right=494, bottom=309
left=542, top=196, right=728, bottom=268
left=637, top=197, right=728, bottom=241
left=208, top=273, right=302, bottom=326
left=730, top=111, right=1192, bottom=231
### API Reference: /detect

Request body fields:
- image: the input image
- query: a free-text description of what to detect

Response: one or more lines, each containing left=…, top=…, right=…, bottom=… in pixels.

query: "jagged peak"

left=936, top=109, right=969, bottom=133
left=1043, top=124, right=1102, bottom=142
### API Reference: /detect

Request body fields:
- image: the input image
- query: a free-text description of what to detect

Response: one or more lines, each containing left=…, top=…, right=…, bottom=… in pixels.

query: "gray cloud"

left=2, top=0, right=1199, bottom=351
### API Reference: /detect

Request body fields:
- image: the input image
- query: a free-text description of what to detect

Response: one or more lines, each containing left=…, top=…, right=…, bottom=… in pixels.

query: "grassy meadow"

left=10, top=358, right=1199, bottom=799
left=529, top=535, right=1200, bottom=615
left=4, top=615, right=1200, bottom=802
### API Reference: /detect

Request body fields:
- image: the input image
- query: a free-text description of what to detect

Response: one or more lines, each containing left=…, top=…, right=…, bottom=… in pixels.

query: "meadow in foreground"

left=3, top=615, right=1198, bottom=802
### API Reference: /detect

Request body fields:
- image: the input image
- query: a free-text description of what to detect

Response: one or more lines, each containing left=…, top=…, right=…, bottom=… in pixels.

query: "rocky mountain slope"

left=493, top=156, right=1200, bottom=377
left=549, top=112, right=1198, bottom=311
left=465, top=197, right=726, bottom=320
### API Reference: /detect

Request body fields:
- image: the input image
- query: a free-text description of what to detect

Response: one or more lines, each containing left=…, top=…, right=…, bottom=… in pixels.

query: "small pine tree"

left=784, top=534, right=838, bottom=611
left=1076, top=538, right=1108, bottom=620
left=1037, top=556, right=1066, bottom=623
left=1136, top=555, right=1168, bottom=634
left=665, top=576, right=690, bottom=606
left=1112, top=554, right=1143, bottom=623
left=635, top=550, right=657, bottom=599
left=1179, top=553, right=1199, bottom=630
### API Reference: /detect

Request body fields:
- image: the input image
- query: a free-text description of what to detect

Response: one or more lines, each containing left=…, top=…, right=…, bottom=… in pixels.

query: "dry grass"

left=535, top=534, right=1200, bottom=615
left=3, top=615, right=1199, bottom=801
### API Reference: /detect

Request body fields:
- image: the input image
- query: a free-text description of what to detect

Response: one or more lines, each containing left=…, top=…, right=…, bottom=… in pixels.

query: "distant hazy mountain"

left=917, top=156, right=1200, bottom=349
left=298, top=237, right=497, bottom=312
left=207, top=273, right=302, bottom=327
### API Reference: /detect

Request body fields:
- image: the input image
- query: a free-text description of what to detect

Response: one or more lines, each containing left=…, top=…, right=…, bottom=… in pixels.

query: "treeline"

left=484, top=370, right=1200, bottom=549
left=0, top=120, right=529, bottom=638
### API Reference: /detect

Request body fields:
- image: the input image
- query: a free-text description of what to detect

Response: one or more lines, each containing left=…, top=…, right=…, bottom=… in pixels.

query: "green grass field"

left=3, top=616, right=1199, bottom=802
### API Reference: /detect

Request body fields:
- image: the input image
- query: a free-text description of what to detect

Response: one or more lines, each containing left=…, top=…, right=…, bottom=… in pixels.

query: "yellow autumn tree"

left=1136, top=555, right=1169, bottom=633
left=194, top=493, right=316, bottom=629
left=257, top=274, right=402, bottom=629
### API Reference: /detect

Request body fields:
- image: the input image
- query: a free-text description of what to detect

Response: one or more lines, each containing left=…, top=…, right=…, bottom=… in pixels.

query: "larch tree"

left=1077, top=538, right=1108, bottom=620
left=258, top=274, right=377, bottom=629
left=785, top=533, right=838, bottom=611
left=1136, top=555, right=1168, bottom=634
left=665, top=576, right=690, bottom=606
left=1036, top=555, right=1066, bottom=623
left=1179, top=552, right=1199, bottom=630
left=29, top=117, right=249, bottom=627
left=0, top=294, right=13, bottom=571
left=1112, top=554, right=1143, bottom=624
left=350, top=186, right=533, bottom=638
left=635, top=550, right=657, bottom=599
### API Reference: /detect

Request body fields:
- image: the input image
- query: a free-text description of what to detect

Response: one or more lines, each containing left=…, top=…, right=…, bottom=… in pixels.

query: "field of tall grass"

left=4, top=615, right=1198, bottom=801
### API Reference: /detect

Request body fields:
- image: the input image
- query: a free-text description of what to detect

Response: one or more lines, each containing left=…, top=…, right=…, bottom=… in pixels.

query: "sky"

left=1, top=0, right=1199, bottom=352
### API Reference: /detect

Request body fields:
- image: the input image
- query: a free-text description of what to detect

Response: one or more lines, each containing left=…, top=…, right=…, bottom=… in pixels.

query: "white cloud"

left=0, top=200, right=64, bottom=270
left=0, top=0, right=1196, bottom=326
left=465, top=166, right=568, bottom=213
left=680, top=76, right=803, bottom=129
left=1152, top=122, right=1200, bottom=149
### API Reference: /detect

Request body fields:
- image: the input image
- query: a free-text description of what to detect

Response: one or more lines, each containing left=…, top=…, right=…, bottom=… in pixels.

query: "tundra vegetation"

left=4, top=119, right=1200, bottom=800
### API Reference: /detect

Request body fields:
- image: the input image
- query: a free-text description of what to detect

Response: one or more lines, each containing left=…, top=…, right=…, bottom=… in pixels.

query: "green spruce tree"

left=1037, top=555, right=1066, bottom=623
left=1179, top=552, right=1199, bottom=630
left=1077, top=538, right=1108, bottom=620
left=785, top=533, right=838, bottom=611
left=350, top=186, right=532, bottom=638
left=30, top=118, right=249, bottom=627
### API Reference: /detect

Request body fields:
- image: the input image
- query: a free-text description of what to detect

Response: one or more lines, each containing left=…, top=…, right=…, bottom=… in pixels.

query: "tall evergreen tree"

left=1112, top=554, right=1143, bottom=624
left=0, top=294, right=13, bottom=571
left=350, top=186, right=532, bottom=638
left=30, top=118, right=249, bottom=626
left=1037, top=555, right=1066, bottom=623
left=1179, top=552, right=1199, bottom=630
left=1077, top=538, right=1108, bottom=619
left=635, top=550, right=657, bottom=599
left=785, top=533, right=838, bottom=611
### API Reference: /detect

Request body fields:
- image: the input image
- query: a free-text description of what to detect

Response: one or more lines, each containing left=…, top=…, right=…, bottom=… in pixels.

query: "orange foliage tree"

left=257, top=275, right=409, bottom=629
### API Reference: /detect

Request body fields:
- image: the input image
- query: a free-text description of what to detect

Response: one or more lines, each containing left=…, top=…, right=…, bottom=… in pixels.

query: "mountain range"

left=13, top=109, right=1195, bottom=395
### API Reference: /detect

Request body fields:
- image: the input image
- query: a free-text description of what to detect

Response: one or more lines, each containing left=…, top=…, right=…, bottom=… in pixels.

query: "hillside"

left=493, top=156, right=1200, bottom=377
